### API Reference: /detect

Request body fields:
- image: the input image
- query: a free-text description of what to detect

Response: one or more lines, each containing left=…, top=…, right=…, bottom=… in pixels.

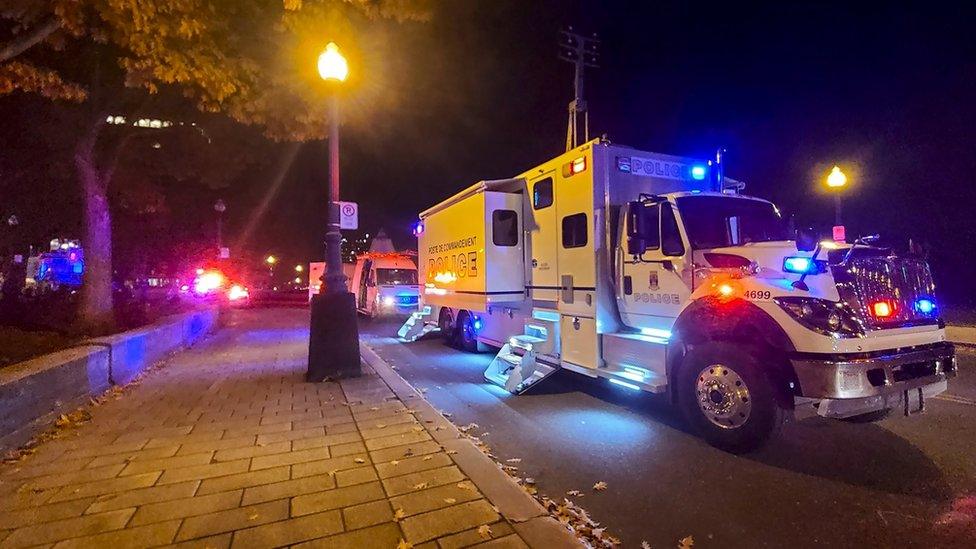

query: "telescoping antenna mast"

left=559, top=27, right=600, bottom=151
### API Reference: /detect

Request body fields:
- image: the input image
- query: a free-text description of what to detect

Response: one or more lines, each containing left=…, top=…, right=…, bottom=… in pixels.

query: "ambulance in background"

left=309, top=254, right=420, bottom=317
left=399, top=137, right=955, bottom=452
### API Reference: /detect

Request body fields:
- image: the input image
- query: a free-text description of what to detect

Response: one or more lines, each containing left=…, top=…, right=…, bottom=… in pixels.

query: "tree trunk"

left=74, top=127, right=115, bottom=334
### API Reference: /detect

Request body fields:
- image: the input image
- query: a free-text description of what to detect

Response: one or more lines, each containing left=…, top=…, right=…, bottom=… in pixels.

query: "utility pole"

left=559, top=27, right=600, bottom=151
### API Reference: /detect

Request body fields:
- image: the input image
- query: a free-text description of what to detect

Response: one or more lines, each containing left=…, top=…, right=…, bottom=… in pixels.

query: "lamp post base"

left=307, top=291, right=361, bottom=382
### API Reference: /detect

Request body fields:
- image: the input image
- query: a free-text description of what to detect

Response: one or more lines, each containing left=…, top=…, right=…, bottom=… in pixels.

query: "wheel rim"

left=460, top=315, right=475, bottom=345
left=695, top=364, right=752, bottom=429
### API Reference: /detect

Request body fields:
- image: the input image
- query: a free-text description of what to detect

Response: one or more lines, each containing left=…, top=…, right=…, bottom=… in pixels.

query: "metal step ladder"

left=484, top=323, right=559, bottom=394
left=397, top=306, right=440, bottom=342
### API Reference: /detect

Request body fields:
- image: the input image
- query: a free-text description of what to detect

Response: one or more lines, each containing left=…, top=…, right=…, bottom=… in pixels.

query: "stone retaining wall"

left=0, top=308, right=219, bottom=452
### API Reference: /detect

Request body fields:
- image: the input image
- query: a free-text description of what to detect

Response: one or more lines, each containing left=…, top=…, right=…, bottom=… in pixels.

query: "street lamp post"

left=307, top=41, right=360, bottom=382
left=214, top=199, right=226, bottom=255
left=826, top=165, right=847, bottom=226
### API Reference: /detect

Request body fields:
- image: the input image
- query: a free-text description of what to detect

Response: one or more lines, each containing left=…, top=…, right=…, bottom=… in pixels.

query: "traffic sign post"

left=338, top=201, right=358, bottom=230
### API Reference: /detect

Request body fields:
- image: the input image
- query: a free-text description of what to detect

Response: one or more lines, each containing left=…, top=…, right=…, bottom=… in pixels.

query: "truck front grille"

left=831, top=256, right=938, bottom=330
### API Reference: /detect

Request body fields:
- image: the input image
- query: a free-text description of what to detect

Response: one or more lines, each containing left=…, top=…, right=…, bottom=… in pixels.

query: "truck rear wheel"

left=677, top=342, right=786, bottom=453
left=455, top=311, right=479, bottom=353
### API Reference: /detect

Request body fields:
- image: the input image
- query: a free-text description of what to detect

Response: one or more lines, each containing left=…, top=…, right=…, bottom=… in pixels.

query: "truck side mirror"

left=626, top=201, right=648, bottom=256
left=795, top=227, right=817, bottom=252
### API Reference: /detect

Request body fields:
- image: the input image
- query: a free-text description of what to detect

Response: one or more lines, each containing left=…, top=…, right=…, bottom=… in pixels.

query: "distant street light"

left=826, top=165, right=847, bottom=226
left=308, top=41, right=360, bottom=382
left=265, top=255, right=277, bottom=265
left=214, top=199, right=226, bottom=255
left=295, top=264, right=304, bottom=272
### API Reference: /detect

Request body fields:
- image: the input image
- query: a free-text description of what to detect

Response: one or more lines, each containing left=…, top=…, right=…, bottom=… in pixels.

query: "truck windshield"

left=376, top=268, right=418, bottom=285
left=676, top=196, right=789, bottom=249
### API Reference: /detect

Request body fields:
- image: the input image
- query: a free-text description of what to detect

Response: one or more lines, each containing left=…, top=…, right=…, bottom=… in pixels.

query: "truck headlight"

left=774, top=297, right=864, bottom=338
left=383, top=296, right=395, bottom=306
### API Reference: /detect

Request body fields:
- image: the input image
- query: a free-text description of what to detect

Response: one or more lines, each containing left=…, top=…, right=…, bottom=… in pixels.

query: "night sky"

left=3, top=1, right=976, bottom=304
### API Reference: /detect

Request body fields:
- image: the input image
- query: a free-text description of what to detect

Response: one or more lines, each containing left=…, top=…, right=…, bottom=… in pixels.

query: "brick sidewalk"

left=0, top=310, right=573, bottom=548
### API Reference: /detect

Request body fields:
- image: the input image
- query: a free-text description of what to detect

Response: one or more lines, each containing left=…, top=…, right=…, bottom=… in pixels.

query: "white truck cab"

left=399, top=138, right=955, bottom=452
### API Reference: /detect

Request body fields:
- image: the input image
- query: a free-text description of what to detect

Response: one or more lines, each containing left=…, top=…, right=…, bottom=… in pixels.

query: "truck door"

left=618, top=201, right=692, bottom=334
left=526, top=174, right=558, bottom=304
left=556, top=166, right=598, bottom=370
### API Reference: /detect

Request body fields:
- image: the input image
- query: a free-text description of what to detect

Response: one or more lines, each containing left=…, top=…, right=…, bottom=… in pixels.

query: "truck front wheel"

left=677, top=342, right=786, bottom=453
left=438, top=309, right=455, bottom=342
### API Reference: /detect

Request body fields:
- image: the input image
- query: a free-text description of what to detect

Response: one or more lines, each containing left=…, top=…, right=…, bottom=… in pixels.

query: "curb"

left=946, top=325, right=976, bottom=347
left=360, top=341, right=583, bottom=549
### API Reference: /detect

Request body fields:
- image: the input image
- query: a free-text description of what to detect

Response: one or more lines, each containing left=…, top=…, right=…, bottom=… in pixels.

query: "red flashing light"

left=871, top=301, right=893, bottom=318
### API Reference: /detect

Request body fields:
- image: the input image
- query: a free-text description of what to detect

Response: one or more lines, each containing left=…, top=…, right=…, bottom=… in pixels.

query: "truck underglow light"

left=473, top=317, right=483, bottom=331
left=609, top=378, right=641, bottom=391
left=916, top=298, right=936, bottom=314
left=783, top=256, right=815, bottom=274
left=871, top=301, right=893, bottom=318
left=639, top=327, right=672, bottom=339
left=690, top=165, right=707, bottom=180
left=532, top=310, right=560, bottom=322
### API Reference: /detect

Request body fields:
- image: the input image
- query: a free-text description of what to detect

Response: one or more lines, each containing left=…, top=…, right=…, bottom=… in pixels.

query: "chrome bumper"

left=791, top=342, right=956, bottom=400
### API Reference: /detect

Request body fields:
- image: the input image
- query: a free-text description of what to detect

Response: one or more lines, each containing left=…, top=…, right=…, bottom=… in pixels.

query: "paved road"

left=361, top=316, right=976, bottom=548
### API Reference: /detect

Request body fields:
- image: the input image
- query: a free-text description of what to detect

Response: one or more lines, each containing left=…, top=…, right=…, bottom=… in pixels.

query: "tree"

left=0, top=0, right=431, bottom=332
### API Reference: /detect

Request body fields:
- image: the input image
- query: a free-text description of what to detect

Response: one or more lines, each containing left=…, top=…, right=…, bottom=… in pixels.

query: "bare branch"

left=0, top=14, right=60, bottom=62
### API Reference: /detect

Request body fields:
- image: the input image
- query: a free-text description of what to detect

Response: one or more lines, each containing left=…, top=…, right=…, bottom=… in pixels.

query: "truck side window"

left=661, top=203, right=685, bottom=256
left=532, top=178, right=553, bottom=210
left=640, top=204, right=661, bottom=250
left=561, top=213, right=588, bottom=248
left=492, top=209, right=519, bottom=246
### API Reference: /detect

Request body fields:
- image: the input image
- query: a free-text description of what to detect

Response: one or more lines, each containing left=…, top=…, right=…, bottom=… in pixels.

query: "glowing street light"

left=295, top=264, right=304, bottom=272
left=265, top=255, right=277, bottom=265
left=825, top=165, right=848, bottom=228
left=317, top=42, right=349, bottom=82
left=827, top=166, right=847, bottom=188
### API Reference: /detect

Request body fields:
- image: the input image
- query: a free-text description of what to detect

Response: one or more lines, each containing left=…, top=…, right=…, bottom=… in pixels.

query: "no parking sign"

left=338, top=201, right=358, bottom=230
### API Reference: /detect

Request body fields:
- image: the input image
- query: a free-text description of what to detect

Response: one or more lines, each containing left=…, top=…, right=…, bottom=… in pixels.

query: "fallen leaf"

left=477, top=524, right=492, bottom=540
left=642, top=542, right=652, bottom=549
left=422, top=455, right=433, bottom=461
left=248, top=513, right=259, bottom=520
left=412, top=426, right=424, bottom=433
left=413, top=482, right=429, bottom=490
left=394, top=508, right=406, bottom=522
left=390, top=460, right=400, bottom=466
left=328, top=469, right=338, bottom=476
left=354, top=458, right=366, bottom=464
left=396, top=539, right=413, bottom=549
left=457, top=482, right=473, bottom=491
left=567, top=490, right=583, bottom=497
left=507, top=458, right=522, bottom=463
left=593, top=481, right=607, bottom=491
left=446, top=450, right=458, bottom=455
left=458, top=423, right=479, bottom=433
left=524, top=477, right=536, bottom=484
left=678, top=535, right=694, bottom=549
left=375, top=424, right=387, bottom=429
left=443, top=498, right=457, bottom=504
left=370, top=407, right=379, bottom=411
